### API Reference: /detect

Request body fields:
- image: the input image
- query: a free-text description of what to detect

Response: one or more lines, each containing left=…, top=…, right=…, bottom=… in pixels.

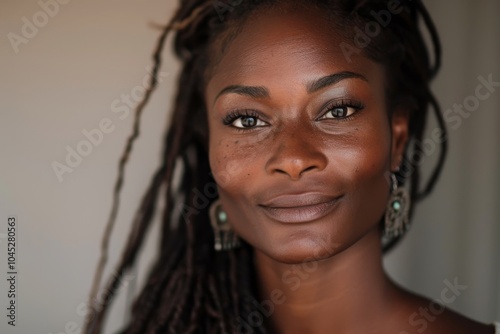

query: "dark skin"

left=205, top=5, right=494, bottom=334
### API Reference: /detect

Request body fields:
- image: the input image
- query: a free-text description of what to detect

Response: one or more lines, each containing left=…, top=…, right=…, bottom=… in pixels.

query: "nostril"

left=300, top=165, right=317, bottom=175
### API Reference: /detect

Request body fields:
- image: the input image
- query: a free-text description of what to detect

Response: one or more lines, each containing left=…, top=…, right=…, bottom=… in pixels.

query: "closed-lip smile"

left=258, top=192, right=343, bottom=223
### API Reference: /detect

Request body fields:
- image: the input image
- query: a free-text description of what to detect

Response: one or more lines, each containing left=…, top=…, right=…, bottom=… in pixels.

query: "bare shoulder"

left=388, top=283, right=495, bottom=334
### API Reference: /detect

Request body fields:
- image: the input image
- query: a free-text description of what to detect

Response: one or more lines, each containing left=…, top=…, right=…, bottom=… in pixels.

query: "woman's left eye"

left=320, top=106, right=358, bottom=120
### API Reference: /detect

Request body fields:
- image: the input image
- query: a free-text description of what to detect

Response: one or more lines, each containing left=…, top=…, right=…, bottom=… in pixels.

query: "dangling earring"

left=384, top=173, right=411, bottom=239
left=209, top=198, right=241, bottom=251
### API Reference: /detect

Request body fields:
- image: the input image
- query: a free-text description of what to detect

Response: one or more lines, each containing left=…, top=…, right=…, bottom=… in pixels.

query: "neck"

left=252, top=228, right=397, bottom=334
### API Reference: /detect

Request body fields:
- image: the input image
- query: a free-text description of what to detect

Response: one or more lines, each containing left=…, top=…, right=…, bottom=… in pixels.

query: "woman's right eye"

left=222, top=110, right=268, bottom=129
left=232, top=116, right=267, bottom=128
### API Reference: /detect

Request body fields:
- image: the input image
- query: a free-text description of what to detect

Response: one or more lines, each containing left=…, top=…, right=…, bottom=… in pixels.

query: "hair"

left=84, top=0, right=445, bottom=333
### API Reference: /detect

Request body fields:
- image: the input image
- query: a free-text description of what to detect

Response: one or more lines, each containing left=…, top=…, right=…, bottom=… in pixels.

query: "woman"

left=84, top=0, right=499, bottom=333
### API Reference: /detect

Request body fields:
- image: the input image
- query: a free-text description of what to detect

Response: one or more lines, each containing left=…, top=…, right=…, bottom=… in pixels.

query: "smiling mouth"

left=258, top=194, right=343, bottom=223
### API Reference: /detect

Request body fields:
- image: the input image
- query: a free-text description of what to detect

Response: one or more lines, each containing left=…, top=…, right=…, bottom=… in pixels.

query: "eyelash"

left=221, top=99, right=365, bottom=129
left=320, top=98, right=365, bottom=122
left=222, top=109, right=263, bottom=127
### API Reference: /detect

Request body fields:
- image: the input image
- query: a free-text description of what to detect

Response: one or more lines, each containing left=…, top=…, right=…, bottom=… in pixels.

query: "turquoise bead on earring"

left=218, top=210, right=227, bottom=223
left=209, top=199, right=241, bottom=251
left=392, top=200, right=401, bottom=211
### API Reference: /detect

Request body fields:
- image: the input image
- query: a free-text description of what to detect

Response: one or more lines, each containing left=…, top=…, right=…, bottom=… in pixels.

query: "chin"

left=256, top=231, right=351, bottom=265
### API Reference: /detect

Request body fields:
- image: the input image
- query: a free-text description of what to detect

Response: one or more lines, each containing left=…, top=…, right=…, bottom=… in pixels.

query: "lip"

left=258, top=193, right=343, bottom=223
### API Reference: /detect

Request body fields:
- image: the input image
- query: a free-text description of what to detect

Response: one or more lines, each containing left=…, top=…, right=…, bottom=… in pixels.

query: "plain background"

left=0, top=1, right=499, bottom=333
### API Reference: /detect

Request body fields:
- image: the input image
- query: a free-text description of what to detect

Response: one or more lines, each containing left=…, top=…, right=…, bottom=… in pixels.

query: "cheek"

left=337, top=123, right=392, bottom=220
left=208, top=134, right=267, bottom=244
left=353, top=132, right=391, bottom=184
left=208, top=133, right=263, bottom=195
left=320, top=118, right=392, bottom=179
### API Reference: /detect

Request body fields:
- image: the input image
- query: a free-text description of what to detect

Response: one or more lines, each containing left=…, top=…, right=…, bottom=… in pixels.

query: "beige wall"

left=1, top=1, right=179, bottom=333
left=0, top=1, right=499, bottom=333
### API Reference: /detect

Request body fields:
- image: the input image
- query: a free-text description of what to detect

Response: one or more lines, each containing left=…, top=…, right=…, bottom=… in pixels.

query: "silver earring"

left=209, top=199, right=240, bottom=251
left=384, top=173, right=411, bottom=239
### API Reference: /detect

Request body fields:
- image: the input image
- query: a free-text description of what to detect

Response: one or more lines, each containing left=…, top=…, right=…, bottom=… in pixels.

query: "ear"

left=390, top=108, right=410, bottom=172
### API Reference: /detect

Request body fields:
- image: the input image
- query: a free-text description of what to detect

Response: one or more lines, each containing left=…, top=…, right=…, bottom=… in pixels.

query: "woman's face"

left=205, top=6, right=408, bottom=264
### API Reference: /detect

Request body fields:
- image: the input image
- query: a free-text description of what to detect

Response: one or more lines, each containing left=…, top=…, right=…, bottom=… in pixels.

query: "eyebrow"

left=214, top=85, right=269, bottom=105
left=306, top=71, right=368, bottom=93
left=213, top=71, right=367, bottom=105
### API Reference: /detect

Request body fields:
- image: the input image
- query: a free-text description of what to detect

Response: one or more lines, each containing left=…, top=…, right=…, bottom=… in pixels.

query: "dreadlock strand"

left=120, top=167, right=184, bottom=332
left=208, top=274, right=229, bottom=333
left=126, top=236, right=186, bottom=333
left=185, top=275, right=205, bottom=334
left=229, top=250, right=241, bottom=319
left=414, top=0, right=442, bottom=78
left=157, top=193, right=200, bottom=331
left=417, top=94, right=448, bottom=199
left=84, top=10, right=180, bottom=332
left=159, top=58, right=205, bottom=248
left=85, top=161, right=167, bottom=334
left=146, top=269, right=186, bottom=334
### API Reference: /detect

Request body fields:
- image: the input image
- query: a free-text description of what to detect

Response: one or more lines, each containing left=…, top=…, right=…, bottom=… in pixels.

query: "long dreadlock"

left=84, top=0, right=445, bottom=333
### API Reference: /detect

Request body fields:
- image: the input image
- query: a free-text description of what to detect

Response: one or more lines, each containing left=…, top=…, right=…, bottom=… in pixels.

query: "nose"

left=265, top=127, right=328, bottom=180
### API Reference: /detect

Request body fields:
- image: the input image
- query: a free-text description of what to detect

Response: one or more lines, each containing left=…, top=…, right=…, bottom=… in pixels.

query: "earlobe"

left=390, top=108, right=410, bottom=172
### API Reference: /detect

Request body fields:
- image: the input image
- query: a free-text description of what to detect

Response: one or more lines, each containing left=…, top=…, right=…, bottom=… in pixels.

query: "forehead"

left=206, top=5, right=384, bottom=97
